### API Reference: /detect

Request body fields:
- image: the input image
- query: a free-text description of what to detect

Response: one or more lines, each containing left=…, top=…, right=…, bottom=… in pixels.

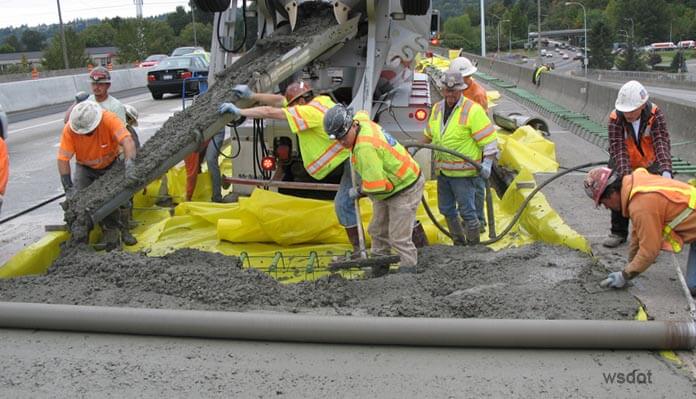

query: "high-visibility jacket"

left=282, top=95, right=349, bottom=180
left=352, top=111, right=420, bottom=200
left=57, top=110, right=131, bottom=170
left=610, top=103, right=658, bottom=170
left=424, top=96, right=496, bottom=177
left=0, top=138, right=8, bottom=196
left=623, top=168, right=696, bottom=256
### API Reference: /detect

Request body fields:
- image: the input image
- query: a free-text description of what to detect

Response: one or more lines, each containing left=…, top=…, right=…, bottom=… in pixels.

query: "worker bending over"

left=324, top=104, right=424, bottom=275
left=584, top=167, right=696, bottom=294
left=58, top=101, right=138, bottom=250
left=602, top=80, right=673, bottom=248
left=423, top=71, right=498, bottom=245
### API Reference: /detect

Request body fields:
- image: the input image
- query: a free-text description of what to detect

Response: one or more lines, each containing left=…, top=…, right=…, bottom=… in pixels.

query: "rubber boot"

left=97, top=228, right=121, bottom=252
left=345, top=225, right=362, bottom=259
left=119, top=208, right=138, bottom=246
left=687, top=243, right=696, bottom=297
left=445, top=216, right=466, bottom=246
left=465, top=222, right=481, bottom=245
left=411, top=221, right=429, bottom=248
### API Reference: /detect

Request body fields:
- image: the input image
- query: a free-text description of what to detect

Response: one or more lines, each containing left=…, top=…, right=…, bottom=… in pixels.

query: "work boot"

left=411, top=221, right=429, bottom=248
left=602, top=234, right=627, bottom=248
left=121, top=229, right=138, bottom=246
left=370, top=265, right=390, bottom=278
left=345, top=225, right=362, bottom=259
left=465, top=223, right=481, bottom=245
left=399, top=265, right=417, bottom=274
left=96, top=228, right=121, bottom=252
left=445, top=216, right=467, bottom=246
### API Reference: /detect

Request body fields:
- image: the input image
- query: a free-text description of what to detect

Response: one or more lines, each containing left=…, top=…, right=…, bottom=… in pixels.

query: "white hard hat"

left=615, top=80, right=649, bottom=112
left=124, top=104, right=139, bottom=126
left=69, top=101, right=103, bottom=135
left=448, top=57, right=477, bottom=77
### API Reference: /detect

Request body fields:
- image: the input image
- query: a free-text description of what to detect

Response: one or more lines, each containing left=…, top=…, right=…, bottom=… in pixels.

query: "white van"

left=678, top=40, right=696, bottom=49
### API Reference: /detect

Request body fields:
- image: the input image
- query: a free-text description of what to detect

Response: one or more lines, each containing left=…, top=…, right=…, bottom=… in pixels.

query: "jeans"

left=474, top=175, right=486, bottom=227
left=610, top=209, right=630, bottom=238
left=335, top=160, right=358, bottom=227
left=205, top=130, right=225, bottom=202
left=437, top=174, right=479, bottom=228
left=75, top=161, right=124, bottom=230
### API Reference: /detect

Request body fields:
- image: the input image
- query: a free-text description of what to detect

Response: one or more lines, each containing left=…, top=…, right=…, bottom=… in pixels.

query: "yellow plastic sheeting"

left=166, top=167, right=212, bottom=203
left=635, top=307, right=682, bottom=365
left=448, top=49, right=462, bottom=59
left=498, top=126, right=559, bottom=174
left=0, top=231, right=68, bottom=278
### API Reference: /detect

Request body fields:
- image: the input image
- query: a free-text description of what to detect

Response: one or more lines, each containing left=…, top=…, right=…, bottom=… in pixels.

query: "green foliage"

left=615, top=40, right=647, bottom=71
left=142, top=21, right=176, bottom=56
left=42, top=28, right=91, bottom=70
left=114, top=19, right=147, bottom=63
left=167, top=6, right=191, bottom=36
left=588, top=17, right=614, bottom=69
left=3, top=35, right=21, bottom=52
left=647, top=53, right=662, bottom=66
left=179, top=23, right=213, bottom=49
left=20, top=30, right=45, bottom=51
left=0, top=43, right=15, bottom=53
left=80, top=23, right=116, bottom=48
left=670, top=50, right=687, bottom=72
left=442, top=14, right=479, bottom=51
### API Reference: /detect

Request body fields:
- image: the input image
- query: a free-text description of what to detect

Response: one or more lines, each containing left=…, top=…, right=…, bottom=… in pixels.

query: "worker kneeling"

left=324, top=104, right=424, bottom=275
left=584, top=167, right=696, bottom=294
left=58, top=101, right=138, bottom=250
left=423, top=71, right=498, bottom=245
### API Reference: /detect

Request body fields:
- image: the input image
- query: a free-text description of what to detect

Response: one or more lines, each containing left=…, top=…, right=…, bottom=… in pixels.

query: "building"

left=0, top=47, right=118, bottom=72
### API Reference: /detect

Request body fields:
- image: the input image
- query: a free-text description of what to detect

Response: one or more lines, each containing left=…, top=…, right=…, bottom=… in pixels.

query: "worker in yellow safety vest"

left=584, top=167, right=696, bottom=294
left=323, top=104, right=425, bottom=276
left=423, top=71, right=498, bottom=245
left=218, top=82, right=428, bottom=254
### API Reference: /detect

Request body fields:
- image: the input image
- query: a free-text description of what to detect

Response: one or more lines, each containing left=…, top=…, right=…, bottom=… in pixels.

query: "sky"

left=0, top=0, right=193, bottom=29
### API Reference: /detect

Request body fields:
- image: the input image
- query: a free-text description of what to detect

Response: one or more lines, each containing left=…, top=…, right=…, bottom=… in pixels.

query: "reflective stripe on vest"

left=305, top=141, right=345, bottom=176
left=287, top=107, right=308, bottom=131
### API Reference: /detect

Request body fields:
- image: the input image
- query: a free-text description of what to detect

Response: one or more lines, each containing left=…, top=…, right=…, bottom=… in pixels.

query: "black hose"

left=0, top=193, right=65, bottom=225
left=404, top=142, right=606, bottom=245
left=212, top=125, right=242, bottom=159
left=216, top=0, right=247, bottom=53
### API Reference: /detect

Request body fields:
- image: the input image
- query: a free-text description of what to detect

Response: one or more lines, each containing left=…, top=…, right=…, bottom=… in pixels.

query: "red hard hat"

left=583, top=167, right=616, bottom=207
left=285, top=81, right=313, bottom=105
left=89, top=66, right=111, bottom=83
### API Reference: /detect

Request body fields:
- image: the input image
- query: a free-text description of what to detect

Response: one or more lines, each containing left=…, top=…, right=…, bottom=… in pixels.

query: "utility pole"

left=191, top=1, right=198, bottom=47
left=565, top=2, right=587, bottom=77
left=134, top=0, right=143, bottom=19
left=480, top=0, right=486, bottom=57
left=537, top=0, right=542, bottom=64
left=56, top=0, right=69, bottom=69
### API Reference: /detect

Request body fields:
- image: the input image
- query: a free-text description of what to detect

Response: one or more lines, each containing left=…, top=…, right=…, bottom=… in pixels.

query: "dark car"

left=146, top=56, right=209, bottom=100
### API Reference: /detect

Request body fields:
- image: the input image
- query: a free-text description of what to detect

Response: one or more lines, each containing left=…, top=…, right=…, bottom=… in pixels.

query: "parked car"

left=573, top=52, right=583, bottom=60
left=546, top=52, right=553, bottom=58
left=146, top=56, right=209, bottom=100
left=562, top=53, right=569, bottom=60
left=139, top=54, right=167, bottom=68
left=170, top=46, right=205, bottom=57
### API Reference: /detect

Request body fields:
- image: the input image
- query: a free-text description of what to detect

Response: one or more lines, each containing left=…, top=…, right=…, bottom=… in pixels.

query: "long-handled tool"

left=328, top=162, right=400, bottom=274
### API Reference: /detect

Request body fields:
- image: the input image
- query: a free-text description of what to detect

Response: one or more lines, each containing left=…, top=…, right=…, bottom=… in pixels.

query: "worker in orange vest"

left=57, top=101, right=138, bottom=250
left=584, top=167, right=696, bottom=294
left=603, top=80, right=673, bottom=248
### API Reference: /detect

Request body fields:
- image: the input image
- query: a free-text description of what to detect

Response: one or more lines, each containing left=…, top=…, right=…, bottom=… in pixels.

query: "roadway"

left=0, top=84, right=694, bottom=397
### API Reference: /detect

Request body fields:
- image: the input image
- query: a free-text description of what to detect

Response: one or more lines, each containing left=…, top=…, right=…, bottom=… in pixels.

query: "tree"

left=647, top=52, right=662, bottom=67
left=167, top=6, right=191, bottom=36
left=670, top=50, right=687, bottom=73
left=114, top=19, right=146, bottom=63
left=4, top=34, right=21, bottom=52
left=588, top=18, right=614, bottom=70
left=615, top=38, right=647, bottom=71
left=42, top=28, right=91, bottom=69
left=21, top=30, right=45, bottom=51
left=0, top=43, right=15, bottom=53
left=441, top=14, right=479, bottom=52
left=142, top=20, right=176, bottom=55
left=80, top=23, right=116, bottom=48
left=179, top=22, right=213, bottom=49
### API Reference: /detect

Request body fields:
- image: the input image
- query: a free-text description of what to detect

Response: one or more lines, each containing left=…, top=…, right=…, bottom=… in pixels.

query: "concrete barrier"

left=0, top=68, right=149, bottom=113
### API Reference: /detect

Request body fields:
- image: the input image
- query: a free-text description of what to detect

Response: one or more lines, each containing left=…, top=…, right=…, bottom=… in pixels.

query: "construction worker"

left=423, top=71, right=498, bottom=245
left=87, top=66, right=126, bottom=123
left=532, top=63, right=552, bottom=86
left=603, top=80, right=673, bottom=248
left=0, top=106, right=8, bottom=215
left=449, top=56, right=489, bottom=232
left=218, top=82, right=428, bottom=254
left=323, top=104, right=425, bottom=275
left=63, top=91, right=90, bottom=124
left=584, top=167, right=696, bottom=295
left=58, top=101, right=138, bottom=250
left=124, top=104, right=141, bottom=149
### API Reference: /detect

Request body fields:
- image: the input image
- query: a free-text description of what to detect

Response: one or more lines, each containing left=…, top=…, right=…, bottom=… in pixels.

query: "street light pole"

left=508, top=20, right=512, bottom=54
left=56, top=0, right=69, bottom=69
left=537, top=0, right=542, bottom=63
left=565, top=1, right=587, bottom=77
left=480, top=0, right=486, bottom=57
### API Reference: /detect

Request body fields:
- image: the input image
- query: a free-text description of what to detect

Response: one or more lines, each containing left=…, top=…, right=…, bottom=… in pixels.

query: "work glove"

left=600, top=271, right=627, bottom=289
left=218, top=103, right=241, bottom=121
left=348, top=187, right=362, bottom=200
left=125, top=158, right=138, bottom=183
left=662, top=171, right=672, bottom=179
left=231, top=84, right=253, bottom=100
left=479, top=158, right=493, bottom=180
left=60, top=174, right=74, bottom=193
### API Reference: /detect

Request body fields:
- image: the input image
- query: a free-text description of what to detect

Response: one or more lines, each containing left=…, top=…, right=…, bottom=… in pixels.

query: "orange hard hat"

left=285, top=81, right=313, bottom=105
left=583, top=167, right=617, bottom=207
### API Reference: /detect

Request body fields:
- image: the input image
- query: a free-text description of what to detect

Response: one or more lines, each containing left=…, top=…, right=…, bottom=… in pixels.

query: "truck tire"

left=193, top=0, right=230, bottom=13
left=400, top=0, right=430, bottom=15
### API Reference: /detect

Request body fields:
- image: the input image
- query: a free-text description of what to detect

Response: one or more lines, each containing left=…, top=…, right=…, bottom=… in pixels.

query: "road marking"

left=10, top=118, right=64, bottom=134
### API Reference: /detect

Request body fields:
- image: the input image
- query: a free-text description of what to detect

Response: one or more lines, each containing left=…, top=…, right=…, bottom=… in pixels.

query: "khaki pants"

left=368, top=174, right=425, bottom=267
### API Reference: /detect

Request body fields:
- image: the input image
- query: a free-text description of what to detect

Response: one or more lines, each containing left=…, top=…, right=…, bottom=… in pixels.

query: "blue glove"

left=600, top=271, right=627, bottom=288
left=480, top=158, right=493, bottom=180
left=662, top=171, right=672, bottom=179
left=218, top=103, right=241, bottom=120
left=231, top=85, right=253, bottom=100
left=348, top=187, right=361, bottom=200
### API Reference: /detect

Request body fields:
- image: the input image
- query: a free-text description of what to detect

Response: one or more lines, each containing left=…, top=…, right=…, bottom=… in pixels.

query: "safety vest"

left=628, top=168, right=696, bottom=253
left=610, top=103, right=658, bottom=170
left=425, top=96, right=496, bottom=177
left=283, top=95, right=349, bottom=180
left=352, top=111, right=420, bottom=200
left=57, top=111, right=130, bottom=170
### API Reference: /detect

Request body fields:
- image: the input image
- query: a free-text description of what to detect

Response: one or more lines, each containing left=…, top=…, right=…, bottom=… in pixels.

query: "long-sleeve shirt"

left=0, top=138, right=8, bottom=195
left=607, top=104, right=671, bottom=177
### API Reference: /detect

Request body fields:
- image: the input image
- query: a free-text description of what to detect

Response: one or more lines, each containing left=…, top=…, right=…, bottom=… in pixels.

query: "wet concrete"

left=63, top=3, right=337, bottom=243
left=0, top=244, right=638, bottom=320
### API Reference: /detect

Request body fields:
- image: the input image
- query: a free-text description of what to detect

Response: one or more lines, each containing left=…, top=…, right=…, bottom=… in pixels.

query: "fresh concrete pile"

left=0, top=244, right=638, bottom=320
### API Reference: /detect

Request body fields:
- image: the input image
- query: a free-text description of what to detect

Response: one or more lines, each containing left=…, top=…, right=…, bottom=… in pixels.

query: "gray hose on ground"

left=0, top=302, right=693, bottom=349
left=404, top=142, right=606, bottom=245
